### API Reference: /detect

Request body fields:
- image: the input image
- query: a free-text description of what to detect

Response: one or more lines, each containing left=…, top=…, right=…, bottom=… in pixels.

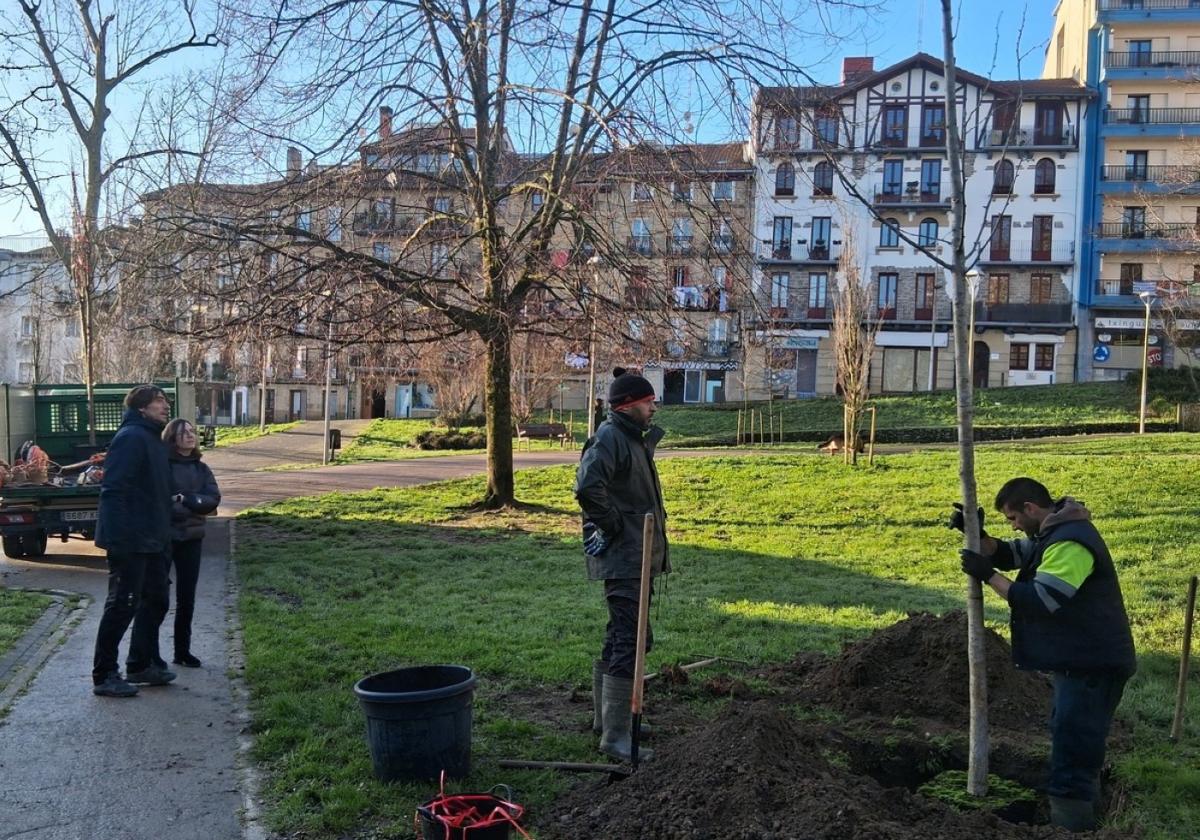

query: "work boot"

left=599, top=674, right=653, bottom=763
left=593, top=661, right=653, bottom=737
left=126, top=664, right=177, bottom=686
left=92, top=673, right=139, bottom=698
left=1049, top=796, right=1097, bottom=832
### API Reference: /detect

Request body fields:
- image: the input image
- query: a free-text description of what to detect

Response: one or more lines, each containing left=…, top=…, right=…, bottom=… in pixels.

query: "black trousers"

left=600, top=578, right=653, bottom=678
left=1048, top=668, right=1131, bottom=801
left=125, top=552, right=172, bottom=673
left=92, top=551, right=169, bottom=683
left=170, top=538, right=204, bottom=657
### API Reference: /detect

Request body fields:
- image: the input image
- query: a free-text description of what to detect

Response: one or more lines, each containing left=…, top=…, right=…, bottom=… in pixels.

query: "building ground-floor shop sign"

left=1090, top=316, right=1199, bottom=380
left=648, top=359, right=738, bottom=404
left=873, top=331, right=949, bottom=394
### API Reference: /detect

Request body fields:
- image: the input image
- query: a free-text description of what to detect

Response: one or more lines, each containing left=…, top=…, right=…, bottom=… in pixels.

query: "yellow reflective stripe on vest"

left=1037, top=540, right=1094, bottom=594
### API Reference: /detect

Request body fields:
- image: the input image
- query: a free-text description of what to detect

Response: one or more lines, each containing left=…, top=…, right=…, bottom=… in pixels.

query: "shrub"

left=1126, top=366, right=1200, bottom=404
left=414, top=430, right=487, bottom=450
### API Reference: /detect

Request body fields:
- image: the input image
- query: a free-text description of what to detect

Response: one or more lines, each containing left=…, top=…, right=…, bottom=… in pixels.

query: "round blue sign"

left=1093, top=344, right=1111, bottom=362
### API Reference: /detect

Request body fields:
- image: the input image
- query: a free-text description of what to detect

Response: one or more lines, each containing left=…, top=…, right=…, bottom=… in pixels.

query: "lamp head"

left=1138, top=291, right=1157, bottom=307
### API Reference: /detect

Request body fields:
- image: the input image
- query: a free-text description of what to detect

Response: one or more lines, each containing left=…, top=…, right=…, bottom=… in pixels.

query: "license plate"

left=61, top=510, right=97, bottom=521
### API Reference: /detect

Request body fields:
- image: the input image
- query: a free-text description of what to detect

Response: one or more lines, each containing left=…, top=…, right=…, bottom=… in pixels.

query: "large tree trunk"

left=940, top=0, right=989, bottom=797
left=482, top=325, right=515, bottom=508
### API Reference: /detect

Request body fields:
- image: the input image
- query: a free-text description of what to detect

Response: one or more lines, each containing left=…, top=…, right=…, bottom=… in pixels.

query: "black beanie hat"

left=607, top=367, right=655, bottom=409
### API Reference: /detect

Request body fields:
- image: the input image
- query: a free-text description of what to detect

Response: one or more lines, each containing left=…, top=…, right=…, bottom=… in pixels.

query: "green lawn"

left=0, top=588, right=53, bottom=659
left=235, top=434, right=1200, bottom=839
left=653, top=381, right=1172, bottom=446
left=335, top=418, right=582, bottom=463
left=214, top=422, right=300, bottom=447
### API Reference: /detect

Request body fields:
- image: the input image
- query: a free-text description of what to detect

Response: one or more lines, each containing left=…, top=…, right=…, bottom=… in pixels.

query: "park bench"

left=514, top=422, right=571, bottom=451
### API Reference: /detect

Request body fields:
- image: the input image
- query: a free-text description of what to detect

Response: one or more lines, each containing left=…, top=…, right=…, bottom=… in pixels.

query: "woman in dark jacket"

left=162, top=419, right=221, bottom=667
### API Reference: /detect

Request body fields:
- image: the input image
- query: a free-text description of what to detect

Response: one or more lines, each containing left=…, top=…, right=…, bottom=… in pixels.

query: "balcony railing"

left=627, top=235, right=654, bottom=256
left=708, top=235, right=736, bottom=255
left=1101, top=164, right=1200, bottom=183
left=352, top=211, right=399, bottom=234
left=666, top=235, right=695, bottom=255
left=672, top=285, right=728, bottom=311
left=1097, top=279, right=1137, bottom=296
left=1107, top=50, right=1200, bottom=68
left=759, top=242, right=792, bottom=261
left=1104, top=108, right=1200, bottom=125
left=981, top=241, right=1076, bottom=263
left=1095, top=222, right=1196, bottom=239
left=757, top=242, right=838, bottom=262
left=983, top=126, right=1078, bottom=148
left=1100, top=0, right=1200, bottom=9
left=703, top=340, right=732, bottom=358
left=974, top=302, right=1073, bottom=323
left=873, top=188, right=945, bottom=205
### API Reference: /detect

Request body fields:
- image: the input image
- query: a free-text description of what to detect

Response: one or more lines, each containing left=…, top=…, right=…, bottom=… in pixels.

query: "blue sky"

left=0, top=0, right=1062, bottom=240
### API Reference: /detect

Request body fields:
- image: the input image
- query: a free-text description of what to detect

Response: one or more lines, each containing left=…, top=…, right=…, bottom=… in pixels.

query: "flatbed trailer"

left=0, top=483, right=99, bottom=558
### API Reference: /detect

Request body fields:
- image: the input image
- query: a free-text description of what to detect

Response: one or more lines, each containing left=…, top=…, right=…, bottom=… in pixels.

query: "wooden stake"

left=498, top=759, right=627, bottom=775
left=736, top=409, right=743, bottom=445
left=868, top=405, right=877, bottom=466
left=630, top=513, right=655, bottom=770
left=1171, top=575, right=1198, bottom=742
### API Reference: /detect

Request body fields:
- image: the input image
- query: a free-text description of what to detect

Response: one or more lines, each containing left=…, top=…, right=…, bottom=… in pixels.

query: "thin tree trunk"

left=483, top=326, right=515, bottom=507
left=940, top=0, right=988, bottom=797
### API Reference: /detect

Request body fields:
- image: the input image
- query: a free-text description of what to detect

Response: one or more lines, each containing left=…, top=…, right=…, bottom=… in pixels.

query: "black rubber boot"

left=592, top=660, right=607, bottom=734
left=1049, top=796, right=1097, bottom=832
left=599, top=674, right=653, bottom=762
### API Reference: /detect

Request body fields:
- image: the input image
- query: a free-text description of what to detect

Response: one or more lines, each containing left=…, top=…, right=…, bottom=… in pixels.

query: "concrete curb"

left=0, top=587, right=90, bottom=715
left=224, top=517, right=270, bottom=840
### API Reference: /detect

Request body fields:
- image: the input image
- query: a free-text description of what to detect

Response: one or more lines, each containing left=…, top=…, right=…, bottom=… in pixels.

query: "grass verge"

left=214, top=422, right=301, bottom=447
left=0, top=588, right=54, bottom=659
left=335, top=418, right=580, bottom=463
left=236, top=433, right=1200, bottom=839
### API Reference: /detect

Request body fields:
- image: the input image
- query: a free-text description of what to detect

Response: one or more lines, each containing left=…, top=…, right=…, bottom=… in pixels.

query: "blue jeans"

left=1048, top=668, right=1131, bottom=801
left=601, top=578, right=654, bottom=678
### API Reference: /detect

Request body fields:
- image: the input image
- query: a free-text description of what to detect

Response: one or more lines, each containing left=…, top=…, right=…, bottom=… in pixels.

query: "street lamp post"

left=1138, top=290, right=1157, bottom=434
left=322, top=311, right=334, bottom=465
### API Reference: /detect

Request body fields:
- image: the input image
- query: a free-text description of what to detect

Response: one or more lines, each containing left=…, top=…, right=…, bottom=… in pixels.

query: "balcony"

left=1101, top=0, right=1200, bottom=7
left=1107, top=50, right=1200, bottom=69
left=352, top=211, right=400, bottom=234
left=757, top=242, right=838, bottom=263
left=626, top=235, right=654, bottom=256
left=672, top=285, right=726, bottom=311
left=873, top=185, right=947, bottom=207
left=1100, top=164, right=1200, bottom=183
left=708, top=235, right=736, bottom=255
left=1104, top=108, right=1200, bottom=125
left=1099, top=0, right=1200, bottom=19
left=703, top=340, right=732, bottom=358
left=666, top=235, right=695, bottom=256
left=1097, top=279, right=1138, bottom=296
left=1095, top=222, right=1195, bottom=240
left=979, top=241, right=1076, bottom=264
left=974, top=302, right=1073, bottom=324
left=982, top=126, right=1078, bottom=149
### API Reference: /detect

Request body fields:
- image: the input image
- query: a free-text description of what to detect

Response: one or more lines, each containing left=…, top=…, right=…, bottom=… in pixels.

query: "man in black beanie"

left=574, top=367, right=669, bottom=762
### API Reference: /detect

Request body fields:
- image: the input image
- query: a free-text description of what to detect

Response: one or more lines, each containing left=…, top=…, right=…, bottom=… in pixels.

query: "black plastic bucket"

left=353, top=665, right=477, bottom=782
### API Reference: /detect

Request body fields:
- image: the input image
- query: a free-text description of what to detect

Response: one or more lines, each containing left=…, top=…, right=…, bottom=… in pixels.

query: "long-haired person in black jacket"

left=161, top=418, right=221, bottom=667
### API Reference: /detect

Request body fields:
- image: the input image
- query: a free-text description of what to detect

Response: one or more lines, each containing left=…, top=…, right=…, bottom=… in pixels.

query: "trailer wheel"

left=2, top=536, right=26, bottom=559
left=21, top=530, right=48, bottom=557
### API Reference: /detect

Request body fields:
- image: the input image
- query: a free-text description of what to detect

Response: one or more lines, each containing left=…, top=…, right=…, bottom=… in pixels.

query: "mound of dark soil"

left=538, top=703, right=1114, bottom=840
left=802, top=611, right=1051, bottom=731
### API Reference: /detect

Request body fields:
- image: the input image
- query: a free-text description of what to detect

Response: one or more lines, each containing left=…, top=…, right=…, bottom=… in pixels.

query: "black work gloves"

left=960, top=549, right=995, bottom=583
left=949, top=503, right=987, bottom=538
left=582, top=522, right=610, bottom=557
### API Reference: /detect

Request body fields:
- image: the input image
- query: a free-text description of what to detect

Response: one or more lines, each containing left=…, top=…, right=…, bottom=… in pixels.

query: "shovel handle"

left=630, top=513, right=655, bottom=768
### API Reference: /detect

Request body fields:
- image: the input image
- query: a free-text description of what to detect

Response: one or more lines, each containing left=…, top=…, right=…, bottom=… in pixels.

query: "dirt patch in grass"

left=535, top=613, right=1129, bottom=840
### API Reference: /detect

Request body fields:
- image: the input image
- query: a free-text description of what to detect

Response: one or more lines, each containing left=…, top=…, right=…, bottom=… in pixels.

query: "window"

left=711, top=265, right=728, bottom=289
left=711, top=220, right=733, bottom=254
left=632, top=182, right=652, bottom=202
left=920, top=104, right=946, bottom=146
left=672, top=181, right=692, bottom=202
left=990, top=215, right=1012, bottom=260
left=671, top=217, right=693, bottom=253
left=431, top=196, right=452, bottom=214
left=987, top=273, right=1010, bottom=304
left=775, top=163, right=795, bottom=196
left=1125, top=150, right=1149, bottom=181
left=993, top=160, right=1015, bottom=194
left=1032, top=215, right=1055, bottom=260
left=882, top=159, right=904, bottom=197
left=811, top=217, right=832, bottom=257
left=772, top=216, right=793, bottom=258
left=431, top=244, right=450, bottom=273
left=713, top=179, right=734, bottom=201
left=65, top=319, right=80, bottom=338
left=529, top=191, right=544, bottom=210
left=918, top=217, right=939, bottom=247
left=920, top=160, right=942, bottom=198
left=812, top=161, right=834, bottom=196
left=877, top=273, right=898, bottom=315
left=1122, top=206, right=1146, bottom=237
left=1035, top=344, right=1055, bottom=371
left=1009, top=343, right=1030, bottom=371
left=1031, top=273, right=1053, bottom=304
left=1128, top=40, right=1152, bottom=67
left=373, top=242, right=391, bottom=261
left=1034, top=159, right=1057, bottom=194
left=17, top=363, right=34, bottom=384
left=991, top=99, right=1017, bottom=139
left=808, top=272, right=828, bottom=311
left=62, top=363, right=81, bottom=382
left=916, top=273, right=936, bottom=317
left=295, top=346, right=308, bottom=375
left=671, top=265, right=690, bottom=286
left=375, top=198, right=394, bottom=222
left=327, top=208, right=343, bottom=242
left=776, top=115, right=800, bottom=146
left=880, top=218, right=900, bottom=248
left=1119, top=263, right=1143, bottom=294
left=1127, top=94, right=1150, bottom=123
left=296, top=210, right=311, bottom=232
left=882, top=104, right=908, bottom=146
left=19, top=315, right=34, bottom=337
left=770, top=273, right=790, bottom=308
left=814, top=109, right=839, bottom=146
left=1034, top=101, right=1064, bottom=144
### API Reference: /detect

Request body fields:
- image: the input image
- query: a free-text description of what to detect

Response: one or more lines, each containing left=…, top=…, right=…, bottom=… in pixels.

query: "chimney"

left=286, top=146, right=301, bottom=177
left=841, top=57, right=874, bottom=85
left=379, top=106, right=393, bottom=141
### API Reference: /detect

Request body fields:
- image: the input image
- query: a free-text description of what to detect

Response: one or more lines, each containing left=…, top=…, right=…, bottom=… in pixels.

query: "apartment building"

left=749, top=53, right=1089, bottom=396
left=1046, top=0, right=1200, bottom=379
left=0, top=241, right=82, bottom=386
